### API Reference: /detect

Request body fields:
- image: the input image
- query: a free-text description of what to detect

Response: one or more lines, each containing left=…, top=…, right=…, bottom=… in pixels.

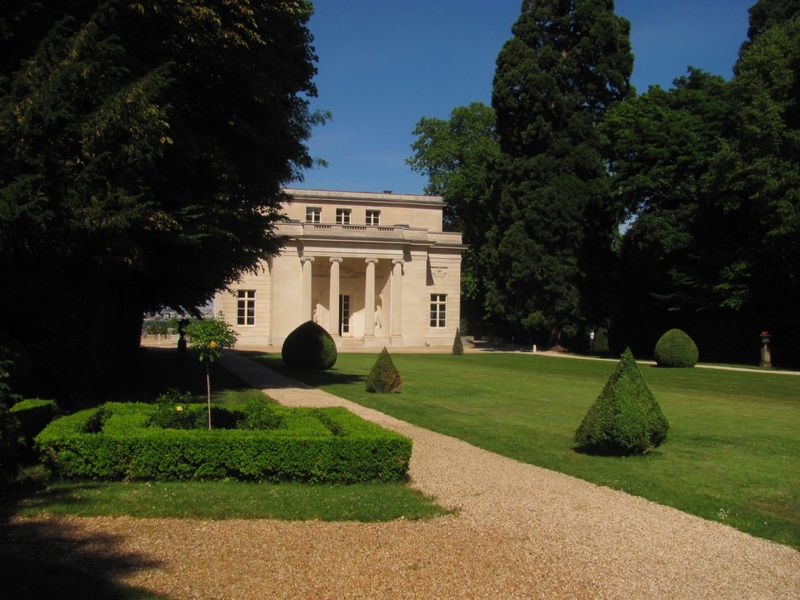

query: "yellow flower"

left=209, top=341, right=217, bottom=348
left=176, top=406, right=183, bottom=412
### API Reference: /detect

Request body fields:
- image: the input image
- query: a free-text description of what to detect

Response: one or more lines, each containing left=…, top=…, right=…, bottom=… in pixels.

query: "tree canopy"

left=408, top=0, right=800, bottom=364
left=485, top=0, right=632, bottom=346
left=0, top=0, right=323, bottom=397
left=600, top=2, right=800, bottom=363
left=406, top=102, right=499, bottom=331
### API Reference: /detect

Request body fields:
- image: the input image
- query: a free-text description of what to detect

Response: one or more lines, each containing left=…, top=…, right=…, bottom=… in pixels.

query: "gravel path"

left=5, top=352, right=799, bottom=599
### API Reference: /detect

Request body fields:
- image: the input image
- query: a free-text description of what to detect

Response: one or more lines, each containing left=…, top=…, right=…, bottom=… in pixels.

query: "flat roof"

left=283, top=187, right=445, bottom=207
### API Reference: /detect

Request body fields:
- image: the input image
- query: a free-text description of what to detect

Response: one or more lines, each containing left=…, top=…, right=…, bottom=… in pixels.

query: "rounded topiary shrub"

left=365, top=348, right=403, bottom=393
left=282, top=321, right=337, bottom=370
left=654, top=328, right=699, bottom=368
left=575, top=348, right=669, bottom=455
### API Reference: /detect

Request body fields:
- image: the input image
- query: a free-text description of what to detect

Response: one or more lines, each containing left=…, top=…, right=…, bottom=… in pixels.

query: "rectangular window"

left=430, top=294, right=446, bottom=328
left=335, top=208, right=351, bottom=225
left=237, top=290, right=256, bottom=326
left=305, top=207, right=321, bottom=223
left=366, top=210, right=381, bottom=226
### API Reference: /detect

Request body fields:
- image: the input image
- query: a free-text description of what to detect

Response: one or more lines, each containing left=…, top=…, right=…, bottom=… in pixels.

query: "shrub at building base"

left=574, top=348, right=669, bottom=455
left=365, top=348, right=403, bottom=393
left=654, top=328, right=699, bottom=368
left=282, top=320, right=338, bottom=370
left=35, top=402, right=411, bottom=483
left=452, top=327, right=464, bottom=355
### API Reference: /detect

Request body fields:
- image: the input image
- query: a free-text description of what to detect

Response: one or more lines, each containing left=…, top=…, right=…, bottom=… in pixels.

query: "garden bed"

left=35, top=402, right=411, bottom=483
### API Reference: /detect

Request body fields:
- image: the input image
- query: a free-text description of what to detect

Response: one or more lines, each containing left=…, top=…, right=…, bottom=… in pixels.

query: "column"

left=390, top=259, right=403, bottom=340
left=364, top=259, right=378, bottom=337
left=300, top=257, right=314, bottom=322
left=329, top=258, right=342, bottom=335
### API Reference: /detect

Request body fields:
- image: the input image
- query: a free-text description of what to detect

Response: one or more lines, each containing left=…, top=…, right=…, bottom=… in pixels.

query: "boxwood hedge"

left=35, top=402, right=411, bottom=483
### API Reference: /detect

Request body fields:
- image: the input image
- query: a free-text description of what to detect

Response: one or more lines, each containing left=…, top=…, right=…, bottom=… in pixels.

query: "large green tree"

left=406, top=102, right=499, bottom=332
left=710, top=14, right=800, bottom=363
left=745, top=0, right=800, bottom=44
left=486, top=0, right=632, bottom=347
left=599, top=0, right=800, bottom=365
left=0, top=0, right=323, bottom=397
left=600, top=70, right=740, bottom=356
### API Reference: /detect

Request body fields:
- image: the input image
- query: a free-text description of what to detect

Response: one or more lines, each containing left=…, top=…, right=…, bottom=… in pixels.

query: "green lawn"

left=2, top=348, right=448, bottom=523
left=8, top=479, right=445, bottom=521
left=253, top=351, right=800, bottom=550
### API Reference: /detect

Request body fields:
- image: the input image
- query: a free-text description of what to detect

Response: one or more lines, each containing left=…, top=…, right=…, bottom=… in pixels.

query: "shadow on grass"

left=238, top=351, right=365, bottom=389
left=98, top=347, right=251, bottom=407
left=573, top=444, right=665, bottom=458
left=0, top=484, right=167, bottom=599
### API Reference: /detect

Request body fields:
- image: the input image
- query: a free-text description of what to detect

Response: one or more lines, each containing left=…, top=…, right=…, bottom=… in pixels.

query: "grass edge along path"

left=251, top=351, right=800, bottom=551
left=7, top=479, right=448, bottom=522
left=3, top=348, right=449, bottom=524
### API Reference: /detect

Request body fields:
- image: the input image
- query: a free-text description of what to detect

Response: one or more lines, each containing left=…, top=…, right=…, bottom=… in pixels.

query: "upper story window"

left=305, top=207, right=321, bottom=223
left=366, top=210, right=381, bottom=226
left=336, top=208, right=351, bottom=225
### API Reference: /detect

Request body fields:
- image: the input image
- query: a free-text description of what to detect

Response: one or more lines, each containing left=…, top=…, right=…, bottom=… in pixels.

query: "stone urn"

left=760, top=331, right=772, bottom=369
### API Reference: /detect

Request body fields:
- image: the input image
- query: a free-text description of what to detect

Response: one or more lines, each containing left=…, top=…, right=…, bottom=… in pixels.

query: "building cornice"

left=283, top=187, right=445, bottom=209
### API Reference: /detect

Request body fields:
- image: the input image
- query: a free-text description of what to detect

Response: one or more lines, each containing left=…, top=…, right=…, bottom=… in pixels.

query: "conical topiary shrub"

left=452, top=327, right=464, bottom=355
left=654, top=328, right=699, bottom=368
left=281, top=320, right=337, bottom=370
left=365, top=348, right=403, bottom=393
left=574, top=348, right=669, bottom=455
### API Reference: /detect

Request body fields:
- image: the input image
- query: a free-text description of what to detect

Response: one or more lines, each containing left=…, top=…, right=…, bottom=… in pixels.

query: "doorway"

left=339, top=294, right=351, bottom=336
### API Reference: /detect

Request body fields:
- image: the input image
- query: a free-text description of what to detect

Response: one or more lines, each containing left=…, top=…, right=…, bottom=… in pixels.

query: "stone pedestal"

left=760, top=333, right=772, bottom=368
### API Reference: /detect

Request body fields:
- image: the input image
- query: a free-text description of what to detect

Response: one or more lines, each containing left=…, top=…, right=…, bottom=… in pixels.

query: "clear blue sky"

left=295, top=0, right=755, bottom=195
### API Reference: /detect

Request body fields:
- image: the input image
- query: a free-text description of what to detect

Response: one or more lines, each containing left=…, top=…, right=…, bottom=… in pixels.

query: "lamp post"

left=760, top=331, right=772, bottom=369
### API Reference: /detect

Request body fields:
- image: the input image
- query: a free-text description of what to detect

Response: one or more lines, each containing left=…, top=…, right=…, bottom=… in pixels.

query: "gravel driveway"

left=5, top=352, right=799, bottom=599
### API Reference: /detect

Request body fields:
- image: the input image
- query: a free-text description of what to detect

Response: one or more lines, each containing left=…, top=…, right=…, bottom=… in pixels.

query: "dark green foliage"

left=593, top=328, right=610, bottom=354
left=282, top=321, right=338, bottom=370
left=0, top=1, right=322, bottom=399
left=150, top=389, right=280, bottom=430
left=406, top=103, right=499, bottom=330
left=602, top=6, right=800, bottom=367
left=366, top=348, right=403, bottom=393
left=240, top=398, right=283, bottom=431
left=9, top=399, right=58, bottom=455
left=486, top=0, right=633, bottom=347
left=0, top=401, right=19, bottom=482
left=655, top=329, right=699, bottom=368
left=452, top=327, right=464, bottom=355
left=35, top=403, right=412, bottom=483
left=745, top=0, right=800, bottom=44
left=575, top=348, right=669, bottom=455
left=151, top=388, right=196, bottom=429
left=0, top=332, right=32, bottom=396
left=602, top=69, right=737, bottom=359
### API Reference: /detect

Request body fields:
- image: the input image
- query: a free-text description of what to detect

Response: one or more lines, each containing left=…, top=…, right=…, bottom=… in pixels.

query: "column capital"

left=392, top=258, right=404, bottom=265
left=329, top=257, right=343, bottom=264
left=300, top=256, right=315, bottom=264
left=365, top=258, right=379, bottom=265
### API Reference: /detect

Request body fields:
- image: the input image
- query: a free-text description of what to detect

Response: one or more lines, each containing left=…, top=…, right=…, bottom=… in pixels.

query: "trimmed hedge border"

left=35, top=403, right=411, bottom=483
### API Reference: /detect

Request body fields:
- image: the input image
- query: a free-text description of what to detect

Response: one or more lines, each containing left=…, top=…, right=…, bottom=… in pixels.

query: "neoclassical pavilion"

left=214, top=188, right=465, bottom=348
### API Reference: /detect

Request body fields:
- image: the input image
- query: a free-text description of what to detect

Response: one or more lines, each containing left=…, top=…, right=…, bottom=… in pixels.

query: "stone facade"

left=214, top=188, right=465, bottom=348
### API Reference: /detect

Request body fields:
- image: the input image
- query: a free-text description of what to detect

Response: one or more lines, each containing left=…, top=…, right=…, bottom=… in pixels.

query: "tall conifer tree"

left=485, top=0, right=632, bottom=347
